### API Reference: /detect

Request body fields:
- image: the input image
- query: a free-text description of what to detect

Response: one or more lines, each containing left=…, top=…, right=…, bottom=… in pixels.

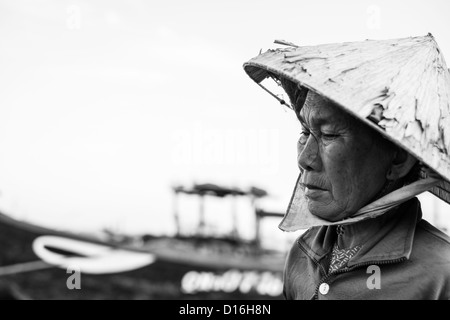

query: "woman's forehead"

left=298, top=91, right=353, bottom=127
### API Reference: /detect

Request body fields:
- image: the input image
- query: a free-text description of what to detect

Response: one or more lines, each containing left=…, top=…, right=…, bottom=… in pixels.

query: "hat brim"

left=243, top=35, right=450, bottom=205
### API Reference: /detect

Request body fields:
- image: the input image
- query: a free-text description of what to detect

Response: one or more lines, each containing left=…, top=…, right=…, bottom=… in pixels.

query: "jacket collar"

left=297, top=198, right=422, bottom=267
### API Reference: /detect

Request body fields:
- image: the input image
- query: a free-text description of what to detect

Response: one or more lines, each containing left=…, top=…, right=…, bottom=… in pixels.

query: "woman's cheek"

left=322, top=142, right=353, bottom=196
left=322, top=141, right=348, bottom=163
left=297, top=142, right=304, bottom=155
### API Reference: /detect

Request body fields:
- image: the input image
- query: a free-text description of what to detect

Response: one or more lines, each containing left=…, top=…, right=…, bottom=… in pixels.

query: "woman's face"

left=297, top=91, right=394, bottom=221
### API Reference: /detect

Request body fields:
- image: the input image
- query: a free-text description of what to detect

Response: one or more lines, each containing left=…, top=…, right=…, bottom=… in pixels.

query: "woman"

left=243, top=34, right=450, bottom=299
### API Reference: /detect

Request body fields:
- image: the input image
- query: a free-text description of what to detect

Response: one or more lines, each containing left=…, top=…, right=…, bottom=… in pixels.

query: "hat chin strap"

left=279, top=176, right=441, bottom=232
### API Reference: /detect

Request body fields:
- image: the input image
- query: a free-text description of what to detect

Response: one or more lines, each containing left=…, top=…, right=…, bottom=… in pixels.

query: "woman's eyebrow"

left=297, top=112, right=334, bottom=127
left=297, top=113, right=306, bottom=125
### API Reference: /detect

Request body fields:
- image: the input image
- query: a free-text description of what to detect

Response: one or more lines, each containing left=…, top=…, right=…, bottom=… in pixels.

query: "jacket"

left=283, top=197, right=450, bottom=299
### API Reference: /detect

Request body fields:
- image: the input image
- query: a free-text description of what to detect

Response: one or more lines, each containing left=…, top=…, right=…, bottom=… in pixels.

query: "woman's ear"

left=386, top=148, right=418, bottom=180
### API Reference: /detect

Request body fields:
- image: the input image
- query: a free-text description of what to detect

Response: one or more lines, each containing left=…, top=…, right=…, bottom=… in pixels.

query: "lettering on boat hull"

left=181, top=269, right=283, bottom=296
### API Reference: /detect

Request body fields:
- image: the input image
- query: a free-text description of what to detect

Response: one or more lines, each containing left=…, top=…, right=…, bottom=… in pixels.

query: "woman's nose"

left=297, top=134, right=320, bottom=171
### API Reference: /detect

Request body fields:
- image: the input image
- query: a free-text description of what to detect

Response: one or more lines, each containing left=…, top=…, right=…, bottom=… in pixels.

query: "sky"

left=0, top=0, right=449, bottom=241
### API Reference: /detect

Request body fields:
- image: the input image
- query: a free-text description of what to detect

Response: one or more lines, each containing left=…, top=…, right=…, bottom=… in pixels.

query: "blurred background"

left=0, top=0, right=449, bottom=300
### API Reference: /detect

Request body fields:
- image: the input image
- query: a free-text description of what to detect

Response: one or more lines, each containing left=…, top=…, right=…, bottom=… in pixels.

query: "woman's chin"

left=308, top=203, right=344, bottom=222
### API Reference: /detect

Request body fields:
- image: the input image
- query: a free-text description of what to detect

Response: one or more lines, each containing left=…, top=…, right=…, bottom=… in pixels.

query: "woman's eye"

left=322, top=133, right=339, bottom=140
left=300, top=130, right=310, bottom=136
left=298, top=131, right=310, bottom=145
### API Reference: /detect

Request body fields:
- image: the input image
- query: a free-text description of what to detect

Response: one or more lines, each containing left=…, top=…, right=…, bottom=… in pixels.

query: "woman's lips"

left=305, top=187, right=325, bottom=197
left=301, top=183, right=326, bottom=190
left=302, top=184, right=327, bottom=199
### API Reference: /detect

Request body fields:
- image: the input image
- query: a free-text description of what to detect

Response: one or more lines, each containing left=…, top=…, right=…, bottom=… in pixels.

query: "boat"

left=0, top=183, right=287, bottom=300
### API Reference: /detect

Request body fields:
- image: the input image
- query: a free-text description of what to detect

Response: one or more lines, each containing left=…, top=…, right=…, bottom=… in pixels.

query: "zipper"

left=297, top=237, right=329, bottom=277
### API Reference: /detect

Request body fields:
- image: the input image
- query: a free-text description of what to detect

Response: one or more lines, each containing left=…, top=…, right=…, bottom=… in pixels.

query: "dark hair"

left=278, top=77, right=308, bottom=116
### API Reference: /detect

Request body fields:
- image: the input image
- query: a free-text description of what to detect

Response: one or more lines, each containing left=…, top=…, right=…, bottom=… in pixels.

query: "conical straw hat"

left=243, top=34, right=450, bottom=205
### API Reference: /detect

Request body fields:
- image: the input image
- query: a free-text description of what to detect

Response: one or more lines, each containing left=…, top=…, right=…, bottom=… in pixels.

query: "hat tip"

left=274, top=39, right=299, bottom=48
